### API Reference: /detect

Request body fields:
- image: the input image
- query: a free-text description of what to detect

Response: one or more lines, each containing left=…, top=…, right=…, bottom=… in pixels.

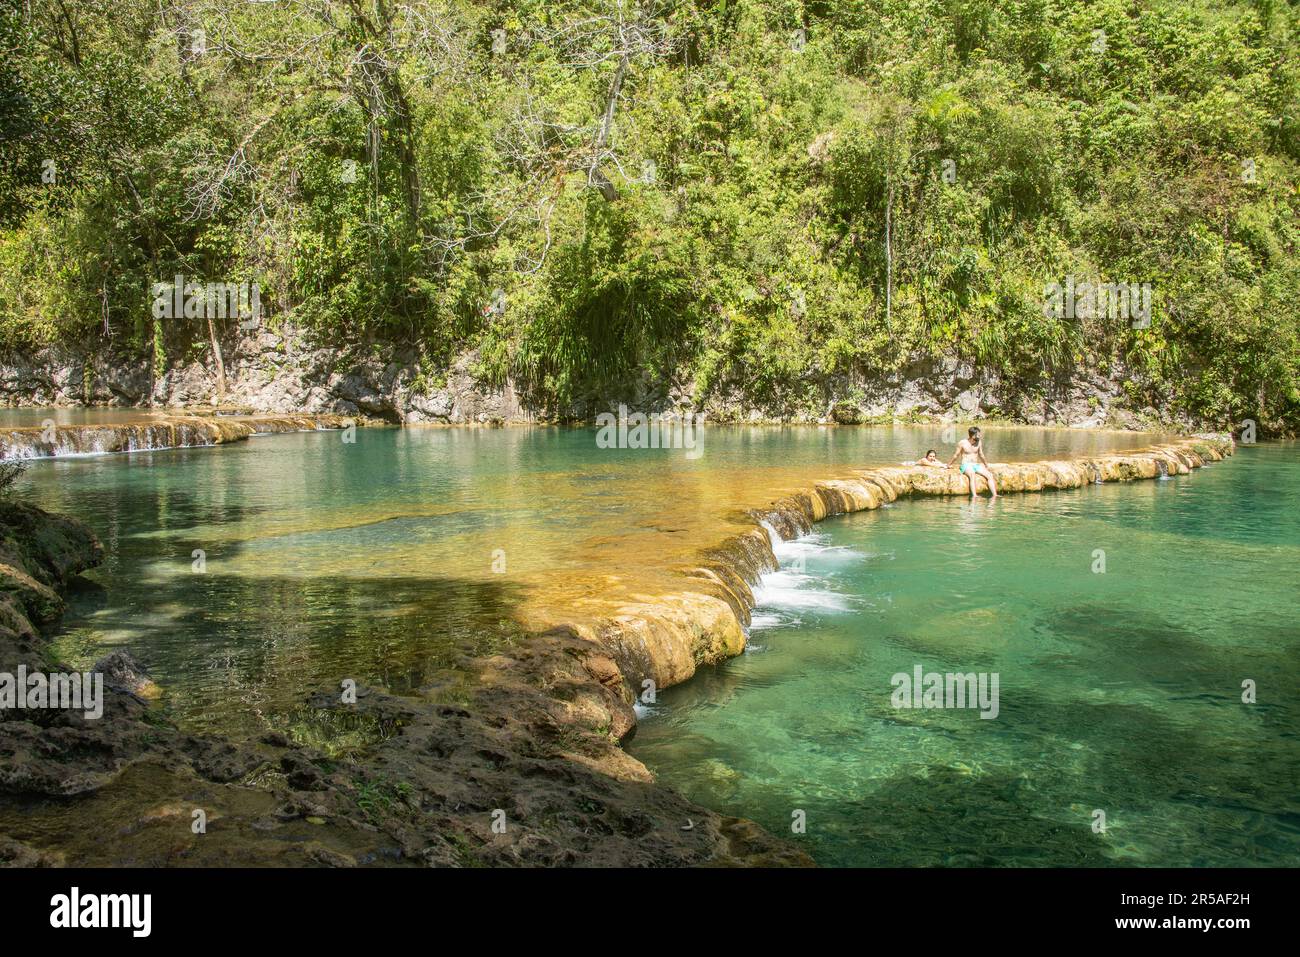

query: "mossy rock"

left=829, top=401, right=864, bottom=424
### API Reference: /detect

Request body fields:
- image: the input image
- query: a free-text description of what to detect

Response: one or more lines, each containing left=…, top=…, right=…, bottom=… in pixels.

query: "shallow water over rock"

left=10, top=420, right=1169, bottom=737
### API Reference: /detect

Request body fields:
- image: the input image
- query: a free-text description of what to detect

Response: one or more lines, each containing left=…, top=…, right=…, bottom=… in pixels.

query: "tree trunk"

left=885, top=180, right=893, bottom=326
left=207, top=317, right=227, bottom=399
left=591, top=54, right=629, bottom=202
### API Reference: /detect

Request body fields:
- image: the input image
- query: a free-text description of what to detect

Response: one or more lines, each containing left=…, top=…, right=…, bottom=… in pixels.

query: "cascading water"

left=745, top=527, right=864, bottom=637
left=0, top=413, right=355, bottom=461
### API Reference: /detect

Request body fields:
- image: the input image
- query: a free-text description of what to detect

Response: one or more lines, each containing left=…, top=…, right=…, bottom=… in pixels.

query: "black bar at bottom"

left=0, top=866, right=1283, bottom=942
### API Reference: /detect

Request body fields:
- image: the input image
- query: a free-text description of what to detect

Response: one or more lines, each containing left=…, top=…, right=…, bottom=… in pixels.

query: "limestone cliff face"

left=0, top=334, right=1242, bottom=433
left=0, top=338, right=531, bottom=426
left=590, top=436, right=1236, bottom=695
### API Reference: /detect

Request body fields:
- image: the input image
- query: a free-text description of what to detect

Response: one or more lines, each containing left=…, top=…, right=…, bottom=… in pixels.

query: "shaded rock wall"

left=0, top=336, right=1243, bottom=433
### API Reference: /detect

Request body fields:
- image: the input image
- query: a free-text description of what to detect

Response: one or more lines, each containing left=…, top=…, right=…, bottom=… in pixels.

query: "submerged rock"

left=92, top=650, right=160, bottom=701
left=0, top=499, right=810, bottom=867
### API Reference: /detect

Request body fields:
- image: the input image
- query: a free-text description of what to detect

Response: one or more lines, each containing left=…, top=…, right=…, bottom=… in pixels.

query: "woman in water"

left=947, top=427, right=999, bottom=500
left=905, top=449, right=945, bottom=468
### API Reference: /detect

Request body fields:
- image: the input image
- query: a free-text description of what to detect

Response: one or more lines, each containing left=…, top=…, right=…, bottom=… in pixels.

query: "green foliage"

left=0, top=0, right=1296, bottom=431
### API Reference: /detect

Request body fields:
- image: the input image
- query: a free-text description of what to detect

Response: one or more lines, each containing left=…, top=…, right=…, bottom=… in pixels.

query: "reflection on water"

left=630, top=443, right=1300, bottom=867
left=16, top=421, right=1168, bottom=737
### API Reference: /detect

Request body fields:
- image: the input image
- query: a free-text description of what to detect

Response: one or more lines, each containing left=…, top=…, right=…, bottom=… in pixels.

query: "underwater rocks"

left=0, top=413, right=366, bottom=461
left=0, top=506, right=265, bottom=802
left=0, top=505, right=191, bottom=798
left=0, top=501, right=810, bottom=867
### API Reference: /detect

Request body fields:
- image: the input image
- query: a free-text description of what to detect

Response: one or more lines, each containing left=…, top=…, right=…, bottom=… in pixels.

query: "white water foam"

left=748, top=526, right=863, bottom=620
left=632, top=699, right=662, bottom=720
left=752, top=569, right=853, bottom=611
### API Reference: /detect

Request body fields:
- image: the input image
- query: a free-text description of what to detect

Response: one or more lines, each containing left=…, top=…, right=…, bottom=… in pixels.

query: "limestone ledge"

left=0, top=413, right=370, bottom=461
left=590, top=435, right=1235, bottom=697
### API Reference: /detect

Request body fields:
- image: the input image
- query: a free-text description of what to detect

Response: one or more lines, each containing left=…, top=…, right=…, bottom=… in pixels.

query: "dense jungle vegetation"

left=1, top=0, right=1297, bottom=430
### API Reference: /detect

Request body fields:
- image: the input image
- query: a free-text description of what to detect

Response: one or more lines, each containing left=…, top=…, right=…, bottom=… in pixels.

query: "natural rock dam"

left=0, top=412, right=362, bottom=460
left=591, top=436, right=1235, bottom=698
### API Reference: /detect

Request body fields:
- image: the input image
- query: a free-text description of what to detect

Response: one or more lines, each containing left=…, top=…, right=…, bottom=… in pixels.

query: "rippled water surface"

left=9, top=419, right=1164, bottom=737
left=629, top=442, right=1300, bottom=867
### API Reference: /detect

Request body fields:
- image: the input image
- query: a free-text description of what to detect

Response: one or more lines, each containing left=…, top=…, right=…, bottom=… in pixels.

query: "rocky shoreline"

left=0, top=433, right=1234, bottom=867
left=0, top=500, right=810, bottom=867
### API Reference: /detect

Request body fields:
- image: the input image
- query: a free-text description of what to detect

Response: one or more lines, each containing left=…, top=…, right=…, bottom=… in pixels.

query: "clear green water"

left=9, top=421, right=1161, bottom=738
left=629, top=442, right=1300, bottom=867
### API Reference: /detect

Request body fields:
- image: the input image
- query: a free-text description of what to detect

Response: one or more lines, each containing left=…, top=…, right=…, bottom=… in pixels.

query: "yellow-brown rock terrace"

left=592, top=435, right=1235, bottom=696
left=0, top=413, right=363, bottom=460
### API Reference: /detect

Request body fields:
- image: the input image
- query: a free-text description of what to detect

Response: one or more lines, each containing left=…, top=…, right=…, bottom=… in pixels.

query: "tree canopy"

left=1, top=0, right=1297, bottom=431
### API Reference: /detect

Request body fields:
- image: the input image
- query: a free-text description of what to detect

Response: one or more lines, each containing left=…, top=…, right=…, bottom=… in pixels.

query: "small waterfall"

left=747, top=529, right=862, bottom=637
left=0, top=413, right=355, bottom=461
left=707, top=526, right=779, bottom=587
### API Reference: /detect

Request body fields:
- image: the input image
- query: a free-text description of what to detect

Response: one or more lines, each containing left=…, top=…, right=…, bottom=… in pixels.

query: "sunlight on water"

left=629, top=442, right=1300, bottom=867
